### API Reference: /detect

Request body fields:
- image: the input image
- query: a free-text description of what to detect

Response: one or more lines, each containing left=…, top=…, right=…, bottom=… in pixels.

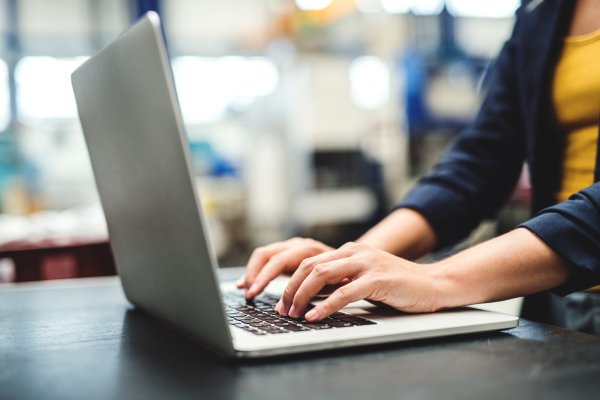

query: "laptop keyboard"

left=222, top=292, right=376, bottom=336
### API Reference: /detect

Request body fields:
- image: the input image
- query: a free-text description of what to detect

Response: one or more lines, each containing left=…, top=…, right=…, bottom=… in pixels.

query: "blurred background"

left=0, top=0, right=530, bottom=289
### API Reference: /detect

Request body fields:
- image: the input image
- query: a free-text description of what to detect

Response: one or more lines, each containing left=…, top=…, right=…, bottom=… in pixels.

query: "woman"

left=237, top=0, right=600, bottom=333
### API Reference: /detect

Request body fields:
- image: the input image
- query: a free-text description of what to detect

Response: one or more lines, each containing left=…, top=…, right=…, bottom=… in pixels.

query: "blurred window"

left=356, top=0, right=382, bottom=13
left=171, top=56, right=279, bottom=125
left=295, top=0, right=333, bottom=11
left=163, top=0, right=271, bottom=55
left=380, top=0, right=411, bottom=14
left=381, top=0, right=444, bottom=15
left=0, top=59, right=9, bottom=131
left=446, top=0, right=520, bottom=18
left=410, top=0, right=444, bottom=16
left=15, top=56, right=88, bottom=124
left=349, top=56, right=390, bottom=110
left=455, top=17, right=516, bottom=58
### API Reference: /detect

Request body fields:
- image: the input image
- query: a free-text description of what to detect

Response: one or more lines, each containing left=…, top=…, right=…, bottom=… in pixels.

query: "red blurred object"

left=0, top=241, right=117, bottom=282
left=511, top=165, right=532, bottom=206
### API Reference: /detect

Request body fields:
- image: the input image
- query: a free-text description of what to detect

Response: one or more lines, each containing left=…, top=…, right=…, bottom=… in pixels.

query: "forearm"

left=357, top=208, right=437, bottom=260
left=434, top=228, right=575, bottom=309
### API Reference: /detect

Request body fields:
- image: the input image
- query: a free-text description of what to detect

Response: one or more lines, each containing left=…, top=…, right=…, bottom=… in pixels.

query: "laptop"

left=71, top=12, right=518, bottom=358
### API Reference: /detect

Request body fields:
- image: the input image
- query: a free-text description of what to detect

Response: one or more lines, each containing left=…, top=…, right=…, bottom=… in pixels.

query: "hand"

left=237, top=238, right=334, bottom=299
left=274, top=242, right=443, bottom=321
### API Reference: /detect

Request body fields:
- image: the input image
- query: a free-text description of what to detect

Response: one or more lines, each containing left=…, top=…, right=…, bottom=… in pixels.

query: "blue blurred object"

left=133, top=0, right=161, bottom=19
left=188, top=141, right=238, bottom=178
left=401, top=47, right=429, bottom=136
left=0, top=136, right=21, bottom=196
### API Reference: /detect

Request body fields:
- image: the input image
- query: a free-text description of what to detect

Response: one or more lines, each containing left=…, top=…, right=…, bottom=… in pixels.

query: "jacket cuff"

left=394, top=183, right=477, bottom=250
left=519, top=212, right=600, bottom=296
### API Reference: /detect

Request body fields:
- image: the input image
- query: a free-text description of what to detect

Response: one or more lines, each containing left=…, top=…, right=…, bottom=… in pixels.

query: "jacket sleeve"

left=396, top=15, right=527, bottom=249
left=519, top=184, right=600, bottom=295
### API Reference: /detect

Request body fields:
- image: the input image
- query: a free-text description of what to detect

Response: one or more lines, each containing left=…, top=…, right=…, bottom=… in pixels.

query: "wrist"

left=427, top=260, right=462, bottom=311
left=358, top=208, right=436, bottom=259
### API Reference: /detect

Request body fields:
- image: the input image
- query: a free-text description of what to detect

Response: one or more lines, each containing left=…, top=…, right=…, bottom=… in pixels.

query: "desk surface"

left=1, top=274, right=600, bottom=400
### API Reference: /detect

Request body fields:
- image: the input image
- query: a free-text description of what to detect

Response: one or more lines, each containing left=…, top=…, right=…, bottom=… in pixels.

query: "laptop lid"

left=71, top=12, right=234, bottom=357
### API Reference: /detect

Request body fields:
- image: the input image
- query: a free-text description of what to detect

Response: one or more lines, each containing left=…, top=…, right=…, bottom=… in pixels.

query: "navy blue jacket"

left=398, top=0, right=600, bottom=295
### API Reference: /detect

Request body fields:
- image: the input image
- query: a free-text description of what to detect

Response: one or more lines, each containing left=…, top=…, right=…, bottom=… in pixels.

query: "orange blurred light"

left=297, top=0, right=358, bottom=25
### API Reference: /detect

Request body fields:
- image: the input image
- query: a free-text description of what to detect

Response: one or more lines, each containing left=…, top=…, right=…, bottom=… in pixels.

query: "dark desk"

left=1, top=275, right=600, bottom=400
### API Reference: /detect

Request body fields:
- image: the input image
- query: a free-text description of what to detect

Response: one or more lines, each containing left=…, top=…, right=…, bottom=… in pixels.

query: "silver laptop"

left=71, top=12, right=518, bottom=359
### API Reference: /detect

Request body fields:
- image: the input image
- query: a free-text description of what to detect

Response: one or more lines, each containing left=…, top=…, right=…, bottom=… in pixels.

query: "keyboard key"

left=331, top=314, right=350, bottom=319
left=259, top=318, right=279, bottom=324
left=303, top=323, right=331, bottom=330
left=342, top=317, right=376, bottom=325
left=226, top=311, right=244, bottom=317
left=271, top=320, right=293, bottom=327
left=258, top=296, right=279, bottom=304
left=259, top=315, right=278, bottom=320
left=327, top=321, right=354, bottom=328
left=303, top=319, right=328, bottom=324
left=281, top=316, right=305, bottom=322
left=318, top=318, right=337, bottom=325
left=248, top=321, right=269, bottom=327
left=285, top=325, right=310, bottom=332
left=255, top=305, right=274, bottom=311
left=351, top=319, right=376, bottom=325
left=267, top=330, right=288, bottom=334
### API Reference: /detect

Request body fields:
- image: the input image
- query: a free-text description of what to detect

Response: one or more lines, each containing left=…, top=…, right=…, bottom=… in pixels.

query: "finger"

left=247, top=245, right=326, bottom=298
left=364, top=299, right=396, bottom=310
left=244, top=242, right=289, bottom=290
left=279, top=247, right=355, bottom=316
left=235, top=274, right=246, bottom=289
left=305, top=279, right=371, bottom=321
left=288, top=258, right=361, bottom=318
left=315, top=279, right=351, bottom=297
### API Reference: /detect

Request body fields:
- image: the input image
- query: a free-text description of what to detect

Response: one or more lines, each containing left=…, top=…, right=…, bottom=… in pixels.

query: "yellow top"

left=553, top=30, right=600, bottom=203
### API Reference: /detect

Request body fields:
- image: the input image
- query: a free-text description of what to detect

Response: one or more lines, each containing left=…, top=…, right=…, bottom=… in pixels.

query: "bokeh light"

left=171, top=56, right=280, bottom=125
left=446, top=0, right=520, bottom=18
left=15, top=56, right=89, bottom=124
left=295, top=0, right=333, bottom=11
left=0, top=59, right=9, bottom=131
left=349, top=56, right=390, bottom=110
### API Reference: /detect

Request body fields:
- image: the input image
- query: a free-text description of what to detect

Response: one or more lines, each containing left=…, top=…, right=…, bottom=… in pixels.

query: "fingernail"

left=289, top=305, right=297, bottom=318
left=305, top=309, right=317, bottom=321
left=249, top=283, right=259, bottom=294
left=275, top=300, right=282, bottom=313
left=280, top=302, right=289, bottom=316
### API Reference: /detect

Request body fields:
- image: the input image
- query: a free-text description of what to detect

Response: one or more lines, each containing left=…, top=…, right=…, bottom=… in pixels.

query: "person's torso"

left=553, top=30, right=600, bottom=203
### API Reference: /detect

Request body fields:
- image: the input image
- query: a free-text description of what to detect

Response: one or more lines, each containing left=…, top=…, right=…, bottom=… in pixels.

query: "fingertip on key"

left=305, top=309, right=318, bottom=321
left=245, top=283, right=259, bottom=299
left=288, top=305, right=297, bottom=318
left=278, top=303, right=289, bottom=316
